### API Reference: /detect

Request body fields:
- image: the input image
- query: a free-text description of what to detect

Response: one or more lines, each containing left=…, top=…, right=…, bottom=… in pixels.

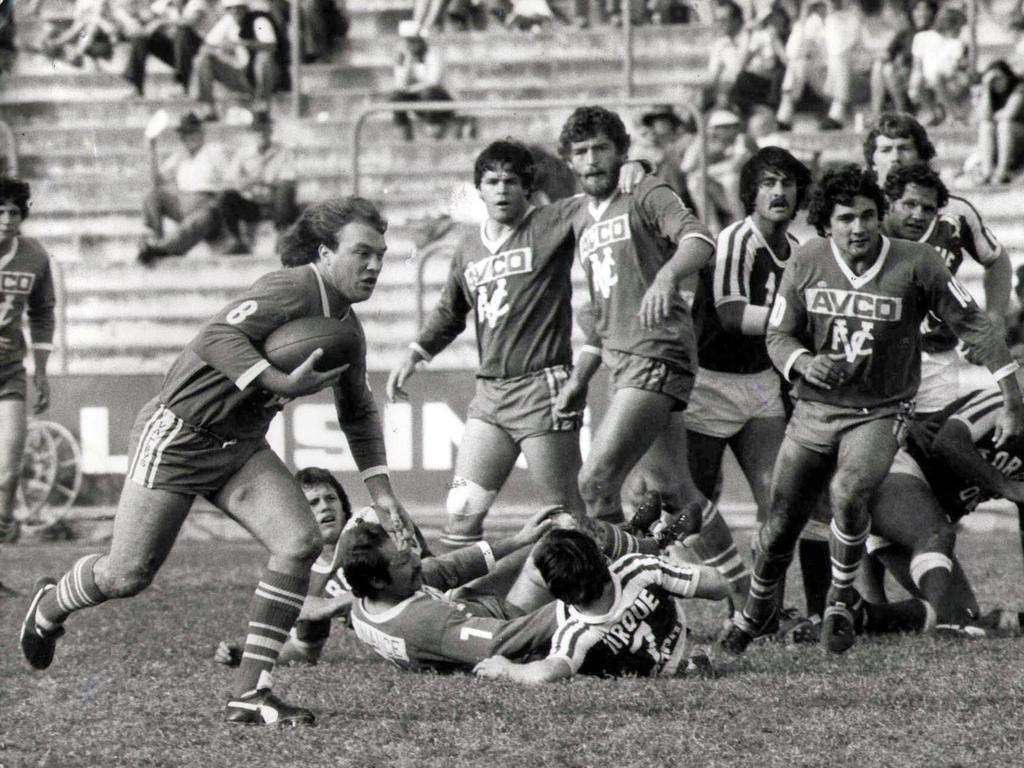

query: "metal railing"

left=350, top=97, right=708, bottom=334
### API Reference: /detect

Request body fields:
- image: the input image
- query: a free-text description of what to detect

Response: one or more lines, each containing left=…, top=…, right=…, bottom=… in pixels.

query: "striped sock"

left=234, top=569, right=309, bottom=698
left=37, top=554, right=106, bottom=630
left=829, top=520, right=870, bottom=600
left=691, top=505, right=749, bottom=591
left=592, top=521, right=659, bottom=558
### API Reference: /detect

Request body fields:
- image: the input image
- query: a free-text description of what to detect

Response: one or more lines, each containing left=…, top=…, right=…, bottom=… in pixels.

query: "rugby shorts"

left=785, top=399, right=912, bottom=456
left=467, top=365, right=581, bottom=444
left=126, top=397, right=267, bottom=496
left=603, top=349, right=694, bottom=411
left=0, top=363, right=27, bottom=402
left=685, top=367, right=786, bottom=438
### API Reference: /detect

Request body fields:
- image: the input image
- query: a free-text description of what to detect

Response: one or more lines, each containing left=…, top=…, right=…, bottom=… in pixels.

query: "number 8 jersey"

left=766, top=236, right=1016, bottom=409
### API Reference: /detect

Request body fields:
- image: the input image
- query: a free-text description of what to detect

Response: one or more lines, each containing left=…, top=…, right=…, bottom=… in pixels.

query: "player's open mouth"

left=318, top=514, right=335, bottom=525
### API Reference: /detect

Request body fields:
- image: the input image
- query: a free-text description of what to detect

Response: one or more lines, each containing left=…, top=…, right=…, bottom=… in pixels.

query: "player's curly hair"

left=473, top=140, right=536, bottom=192
left=295, top=466, right=352, bottom=523
left=557, top=106, right=631, bottom=160
left=278, top=196, right=387, bottom=266
left=0, top=176, right=32, bottom=220
left=738, top=147, right=812, bottom=218
left=533, top=529, right=610, bottom=606
left=337, top=522, right=394, bottom=599
left=862, top=112, right=937, bottom=170
left=806, top=164, right=888, bottom=236
left=883, top=161, right=949, bottom=209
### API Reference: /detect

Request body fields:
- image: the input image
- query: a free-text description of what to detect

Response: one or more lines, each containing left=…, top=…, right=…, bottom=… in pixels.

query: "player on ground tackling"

left=20, top=197, right=413, bottom=726
left=0, top=177, right=55, bottom=599
left=718, top=165, right=1022, bottom=657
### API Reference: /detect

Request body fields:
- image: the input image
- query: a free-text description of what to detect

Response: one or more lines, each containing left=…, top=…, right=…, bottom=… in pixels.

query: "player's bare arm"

left=474, top=654, right=572, bottom=684
left=638, top=236, right=714, bottom=331
left=716, top=301, right=771, bottom=336
left=932, top=416, right=1024, bottom=504
left=982, top=250, right=1012, bottom=329
left=554, top=349, right=601, bottom=418
left=487, top=508, right=556, bottom=560
left=31, top=349, right=50, bottom=414
left=791, top=352, right=848, bottom=390
left=385, top=346, right=428, bottom=403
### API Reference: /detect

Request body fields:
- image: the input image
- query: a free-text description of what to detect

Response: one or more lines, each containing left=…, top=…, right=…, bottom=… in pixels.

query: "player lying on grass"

left=19, top=197, right=415, bottom=726
left=339, top=506, right=701, bottom=673
left=474, top=528, right=729, bottom=682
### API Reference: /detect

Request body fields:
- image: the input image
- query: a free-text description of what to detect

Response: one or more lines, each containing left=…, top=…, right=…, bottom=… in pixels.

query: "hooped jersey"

left=0, top=237, right=56, bottom=368
left=916, top=212, right=994, bottom=354
left=348, top=543, right=526, bottom=672
left=766, top=236, right=1015, bottom=409
left=157, top=264, right=386, bottom=472
left=548, top=553, right=701, bottom=678
left=415, top=203, right=582, bottom=378
left=695, top=216, right=800, bottom=374
left=571, top=177, right=714, bottom=369
left=910, top=387, right=1024, bottom=520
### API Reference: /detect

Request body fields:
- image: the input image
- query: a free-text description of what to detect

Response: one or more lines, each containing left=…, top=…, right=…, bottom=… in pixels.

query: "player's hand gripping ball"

left=263, top=317, right=363, bottom=373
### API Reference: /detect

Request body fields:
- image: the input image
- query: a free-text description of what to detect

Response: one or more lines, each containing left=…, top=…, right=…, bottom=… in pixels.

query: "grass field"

left=3, top=529, right=1024, bottom=768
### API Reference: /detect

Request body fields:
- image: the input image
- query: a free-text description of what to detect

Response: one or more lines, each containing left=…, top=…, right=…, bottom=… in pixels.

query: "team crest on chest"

left=580, top=215, right=631, bottom=300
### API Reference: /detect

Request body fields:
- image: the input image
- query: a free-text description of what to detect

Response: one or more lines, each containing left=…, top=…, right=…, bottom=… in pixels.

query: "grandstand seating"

left=1, top=4, right=1022, bottom=372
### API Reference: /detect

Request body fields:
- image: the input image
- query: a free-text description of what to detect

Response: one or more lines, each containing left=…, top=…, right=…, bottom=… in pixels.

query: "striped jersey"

left=911, top=387, right=1024, bottom=520
left=415, top=202, right=581, bottom=378
left=0, top=237, right=56, bottom=368
left=916, top=211, right=994, bottom=354
left=156, top=264, right=386, bottom=471
left=695, top=216, right=800, bottom=374
left=766, top=236, right=1015, bottom=408
left=572, top=177, right=714, bottom=370
left=548, top=553, right=701, bottom=678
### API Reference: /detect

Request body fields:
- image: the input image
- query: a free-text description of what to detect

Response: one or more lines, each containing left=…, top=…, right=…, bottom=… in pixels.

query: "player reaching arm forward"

left=718, top=165, right=1023, bottom=659
left=20, top=197, right=411, bottom=726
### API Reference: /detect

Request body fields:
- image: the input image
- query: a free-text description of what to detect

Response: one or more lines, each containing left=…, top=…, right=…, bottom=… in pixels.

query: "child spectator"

left=973, top=59, right=1024, bottom=185
left=908, top=4, right=971, bottom=125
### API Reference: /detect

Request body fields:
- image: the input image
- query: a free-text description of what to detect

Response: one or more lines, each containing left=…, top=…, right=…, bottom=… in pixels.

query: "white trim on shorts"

left=128, top=405, right=185, bottom=489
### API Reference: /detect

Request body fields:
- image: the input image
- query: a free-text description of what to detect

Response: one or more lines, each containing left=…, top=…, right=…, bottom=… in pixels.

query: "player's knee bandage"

left=442, top=478, right=496, bottom=545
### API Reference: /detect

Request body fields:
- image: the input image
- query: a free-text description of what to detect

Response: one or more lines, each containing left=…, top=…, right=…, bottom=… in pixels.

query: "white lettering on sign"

left=292, top=404, right=357, bottom=471
left=80, top=407, right=128, bottom=474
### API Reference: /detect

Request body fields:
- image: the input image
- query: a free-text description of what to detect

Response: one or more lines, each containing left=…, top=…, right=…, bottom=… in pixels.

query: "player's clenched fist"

left=794, top=353, right=849, bottom=390
left=259, top=349, right=349, bottom=398
left=554, top=375, right=588, bottom=418
left=993, top=400, right=1024, bottom=448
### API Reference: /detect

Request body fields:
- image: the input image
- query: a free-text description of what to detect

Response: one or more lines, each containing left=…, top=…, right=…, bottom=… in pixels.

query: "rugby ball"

left=263, top=316, right=362, bottom=373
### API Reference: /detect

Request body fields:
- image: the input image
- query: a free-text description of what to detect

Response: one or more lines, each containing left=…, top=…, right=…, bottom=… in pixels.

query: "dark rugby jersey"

left=415, top=203, right=581, bottom=378
left=766, top=236, right=1015, bottom=408
left=695, top=216, right=799, bottom=374
left=572, top=177, right=714, bottom=369
left=157, top=264, right=386, bottom=472
left=0, top=237, right=55, bottom=367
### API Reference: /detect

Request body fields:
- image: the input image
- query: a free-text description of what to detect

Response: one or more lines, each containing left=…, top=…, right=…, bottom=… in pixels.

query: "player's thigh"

left=0, top=397, right=27, bottom=481
left=831, top=417, right=899, bottom=503
left=520, top=431, right=582, bottom=505
left=637, top=412, right=702, bottom=499
left=731, top=415, right=786, bottom=515
left=584, top=387, right=676, bottom=487
left=685, top=429, right=728, bottom=500
left=102, top=479, right=194, bottom=585
left=453, top=418, right=520, bottom=491
left=212, top=447, right=321, bottom=562
left=770, top=435, right=833, bottom=516
left=870, top=473, right=950, bottom=550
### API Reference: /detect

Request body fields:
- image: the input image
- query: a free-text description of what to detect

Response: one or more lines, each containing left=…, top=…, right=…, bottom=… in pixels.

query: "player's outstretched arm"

left=932, top=396, right=1024, bottom=501
left=474, top=655, right=573, bottom=684
left=386, top=346, right=428, bottom=403
left=363, top=474, right=419, bottom=550
left=487, top=509, right=555, bottom=561
left=555, top=349, right=600, bottom=418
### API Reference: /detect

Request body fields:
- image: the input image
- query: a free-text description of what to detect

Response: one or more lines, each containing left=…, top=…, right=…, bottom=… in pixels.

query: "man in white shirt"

left=218, top=110, right=299, bottom=254
left=139, top=112, right=231, bottom=266
left=194, top=0, right=282, bottom=120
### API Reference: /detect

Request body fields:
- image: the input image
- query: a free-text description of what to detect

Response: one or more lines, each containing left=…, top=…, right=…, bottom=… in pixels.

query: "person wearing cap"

left=632, top=106, right=696, bottom=209
left=681, top=108, right=755, bottom=230
left=194, top=0, right=285, bottom=120
left=140, top=111, right=231, bottom=265
left=218, top=110, right=299, bottom=255
left=391, top=20, right=455, bottom=141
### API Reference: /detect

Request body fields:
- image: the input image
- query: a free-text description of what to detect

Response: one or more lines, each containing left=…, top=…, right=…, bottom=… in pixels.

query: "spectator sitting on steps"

left=219, top=110, right=299, bottom=255
left=391, top=21, right=456, bottom=141
left=139, top=112, right=230, bottom=267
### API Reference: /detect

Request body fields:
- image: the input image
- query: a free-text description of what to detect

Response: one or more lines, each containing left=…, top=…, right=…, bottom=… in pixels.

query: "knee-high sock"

left=691, top=503, right=749, bottom=594
left=910, top=551, right=956, bottom=622
left=829, top=519, right=869, bottom=602
left=234, top=568, right=309, bottom=698
left=591, top=520, right=659, bottom=558
left=37, top=554, right=106, bottom=632
left=798, top=536, right=830, bottom=618
left=741, top=524, right=795, bottom=630
left=863, top=598, right=933, bottom=634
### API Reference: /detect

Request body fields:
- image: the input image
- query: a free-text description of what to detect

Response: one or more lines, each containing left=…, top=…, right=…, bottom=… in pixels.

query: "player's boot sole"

left=821, top=602, right=857, bottom=654
left=225, top=689, right=316, bottom=726
left=20, top=577, right=64, bottom=670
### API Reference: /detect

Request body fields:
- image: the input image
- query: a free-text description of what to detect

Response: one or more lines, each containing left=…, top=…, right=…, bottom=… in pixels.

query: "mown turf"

left=2, top=532, right=1024, bottom=768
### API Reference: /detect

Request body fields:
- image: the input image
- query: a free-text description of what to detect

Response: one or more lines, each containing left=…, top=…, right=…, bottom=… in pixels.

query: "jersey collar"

left=479, top=206, right=535, bottom=254
left=828, top=235, right=890, bottom=290
left=308, top=263, right=351, bottom=321
left=0, top=237, right=18, bottom=270
left=587, top=192, right=619, bottom=222
left=568, top=575, right=622, bottom=625
left=746, top=216, right=793, bottom=268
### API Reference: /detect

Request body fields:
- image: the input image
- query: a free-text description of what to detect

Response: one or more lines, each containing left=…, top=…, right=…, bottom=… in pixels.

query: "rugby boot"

left=20, top=577, right=64, bottom=669
left=820, top=592, right=864, bottom=654
left=225, top=689, right=316, bottom=726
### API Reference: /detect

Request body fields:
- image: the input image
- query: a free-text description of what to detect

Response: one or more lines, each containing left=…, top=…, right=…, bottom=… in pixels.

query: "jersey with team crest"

left=415, top=203, right=582, bottom=378
left=156, top=264, right=386, bottom=470
left=766, top=236, right=1014, bottom=409
left=0, top=237, right=55, bottom=368
left=348, top=543, right=533, bottom=672
left=910, top=387, right=1024, bottom=521
left=572, top=177, right=714, bottom=369
left=693, top=216, right=800, bottom=374
left=548, top=553, right=701, bottom=678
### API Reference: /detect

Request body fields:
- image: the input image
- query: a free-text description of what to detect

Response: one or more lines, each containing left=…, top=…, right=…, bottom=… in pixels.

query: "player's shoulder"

left=889, top=236, right=942, bottom=265
left=631, top=175, right=678, bottom=204
left=791, top=236, right=830, bottom=267
left=943, top=194, right=985, bottom=223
